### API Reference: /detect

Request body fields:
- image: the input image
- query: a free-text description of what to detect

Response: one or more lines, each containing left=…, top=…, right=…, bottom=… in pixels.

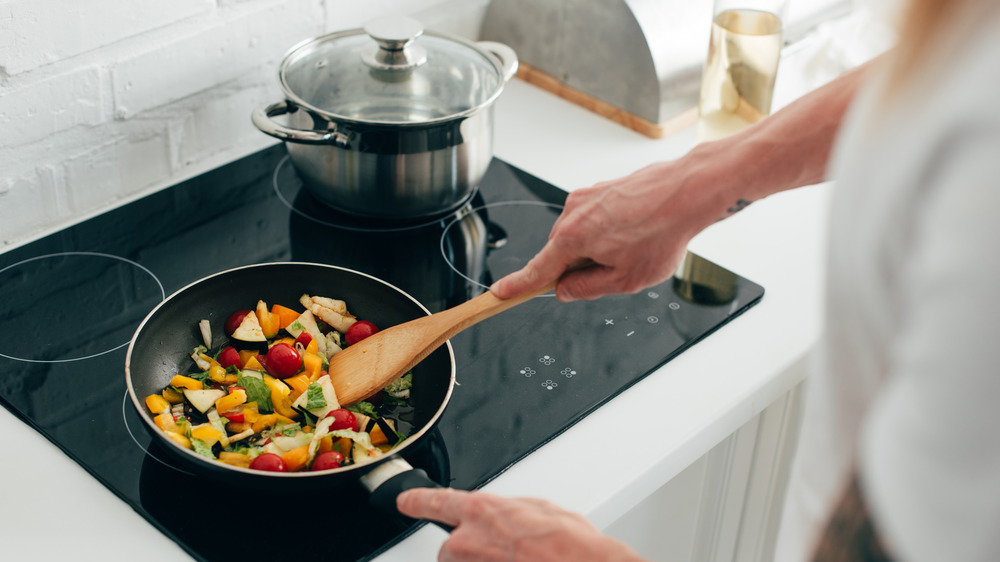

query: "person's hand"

left=397, top=488, right=645, bottom=562
left=491, top=157, right=729, bottom=302
left=488, top=58, right=873, bottom=303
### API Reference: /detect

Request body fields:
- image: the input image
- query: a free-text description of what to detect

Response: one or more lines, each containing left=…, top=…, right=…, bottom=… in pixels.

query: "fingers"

left=490, top=243, right=581, bottom=300
left=397, top=487, right=468, bottom=528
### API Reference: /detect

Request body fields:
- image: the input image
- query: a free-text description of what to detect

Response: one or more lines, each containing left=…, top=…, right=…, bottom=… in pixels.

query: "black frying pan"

left=125, top=262, right=455, bottom=500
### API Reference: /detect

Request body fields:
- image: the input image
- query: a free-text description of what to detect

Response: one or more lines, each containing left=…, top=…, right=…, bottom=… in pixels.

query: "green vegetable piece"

left=346, top=401, right=378, bottom=419
left=191, top=439, right=216, bottom=460
left=384, top=372, right=412, bottom=394
left=304, top=382, right=327, bottom=410
left=237, top=373, right=273, bottom=413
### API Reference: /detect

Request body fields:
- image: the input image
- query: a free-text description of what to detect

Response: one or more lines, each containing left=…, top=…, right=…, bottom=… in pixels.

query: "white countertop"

left=0, top=25, right=857, bottom=561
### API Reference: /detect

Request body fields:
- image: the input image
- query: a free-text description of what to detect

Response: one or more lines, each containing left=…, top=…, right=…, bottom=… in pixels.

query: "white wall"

left=0, top=0, right=489, bottom=250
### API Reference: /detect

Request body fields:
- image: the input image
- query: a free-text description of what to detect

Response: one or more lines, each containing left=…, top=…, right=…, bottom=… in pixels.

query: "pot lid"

left=279, top=16, right=510, bottom=125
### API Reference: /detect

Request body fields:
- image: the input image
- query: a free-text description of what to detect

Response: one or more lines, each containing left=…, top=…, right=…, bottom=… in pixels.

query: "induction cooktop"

left=0, top=144, right=763, bottom=561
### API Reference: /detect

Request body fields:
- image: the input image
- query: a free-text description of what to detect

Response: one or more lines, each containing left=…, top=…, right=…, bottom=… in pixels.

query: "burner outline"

left=0, top=252, right=165, bottom=363
left=121, top=390, right=196, bottom=476
left=272, top=155, right=478, bottom=233
left=439, top=200, right=563, bottom=291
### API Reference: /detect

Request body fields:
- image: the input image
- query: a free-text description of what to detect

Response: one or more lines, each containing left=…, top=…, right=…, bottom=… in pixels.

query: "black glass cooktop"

left=0, top=144, right=763, bottom=561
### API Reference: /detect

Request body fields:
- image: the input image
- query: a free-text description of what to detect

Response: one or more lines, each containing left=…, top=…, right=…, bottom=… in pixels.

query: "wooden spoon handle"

left=395, top=281, right=555, bottom=358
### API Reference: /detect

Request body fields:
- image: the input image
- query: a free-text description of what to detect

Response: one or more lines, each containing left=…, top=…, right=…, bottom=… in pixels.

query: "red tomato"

left=249, top=453, right=286, bottom=472
left=264, top=342, right=301, bottom=378
left=311, top=450, right=344, bottom=471
left=221, top=411, right=245, bottom=423
left=294, top=332, right=312, bottom=348
left=224, top=310, right=251, bottom=336
left=325, top=408, right=359, bottom=432
left=217, top=346, right=241, bottom=369
left=345, top=320, right=379, bottom=346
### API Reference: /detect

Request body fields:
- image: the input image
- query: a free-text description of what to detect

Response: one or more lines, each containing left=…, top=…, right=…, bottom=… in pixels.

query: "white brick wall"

left=0, top=0, right=489, bottom=250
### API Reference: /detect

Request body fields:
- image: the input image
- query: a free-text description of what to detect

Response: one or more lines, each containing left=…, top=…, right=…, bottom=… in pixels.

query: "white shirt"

left=775, top=5, right=1000, bottom=562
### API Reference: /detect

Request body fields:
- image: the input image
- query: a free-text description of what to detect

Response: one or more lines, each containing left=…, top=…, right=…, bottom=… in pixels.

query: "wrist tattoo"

left=726, top=199, right=752, bottom=215
left=811, top=473, right=894, bottom=562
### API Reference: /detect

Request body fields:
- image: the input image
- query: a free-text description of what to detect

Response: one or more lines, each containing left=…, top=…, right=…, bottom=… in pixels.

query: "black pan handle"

left=362, top=457, right=455, bottom=533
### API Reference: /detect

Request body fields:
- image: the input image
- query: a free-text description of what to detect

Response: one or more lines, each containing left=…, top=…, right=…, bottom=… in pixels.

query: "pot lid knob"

left=362, top=15, right=428, bottom=71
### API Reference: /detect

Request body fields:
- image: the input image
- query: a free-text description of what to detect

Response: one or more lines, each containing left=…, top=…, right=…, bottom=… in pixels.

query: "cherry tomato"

left=325, top=408, right=359, bottom=432
left=294, top=332, right=312, bottom=348
left=217, top=346, right=241, bottom=369
left=249, top=453, right=286, bottom=472
left=311, top=450, right=344, bottom=471
left=224, top=310, right=251, bottom=336
left=345, top=320, right=379, bottom=346
left=265, top=342, right=301, bottom=378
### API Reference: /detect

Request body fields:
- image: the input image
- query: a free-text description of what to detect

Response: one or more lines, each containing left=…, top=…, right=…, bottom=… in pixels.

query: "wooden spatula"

left=328, top=281, right=556, bottom=405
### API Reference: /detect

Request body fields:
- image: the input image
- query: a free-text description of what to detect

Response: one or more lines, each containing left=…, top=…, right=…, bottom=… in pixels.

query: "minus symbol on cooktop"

left=626, top=330, right=635, bottom=337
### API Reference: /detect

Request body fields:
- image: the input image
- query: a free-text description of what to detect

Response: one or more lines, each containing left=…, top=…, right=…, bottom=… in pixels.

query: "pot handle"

left=363, top=457, right=455, bottom=533
left=476, top=41, right=519, bottom=83
left=251, top=101, right=350, bottom=147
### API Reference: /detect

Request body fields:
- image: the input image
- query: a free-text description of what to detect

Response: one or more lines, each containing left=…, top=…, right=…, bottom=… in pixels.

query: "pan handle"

left=363, top=457, right=455, bottom=533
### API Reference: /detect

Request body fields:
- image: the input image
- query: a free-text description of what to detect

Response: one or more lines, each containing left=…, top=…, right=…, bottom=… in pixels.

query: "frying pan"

left=125, top=262, right=455, bottom=502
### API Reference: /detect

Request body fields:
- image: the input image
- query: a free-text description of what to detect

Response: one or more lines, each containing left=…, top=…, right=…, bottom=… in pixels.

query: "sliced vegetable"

left=146, top=294, right=414, bottom=473
left=231, top=311, right=265, bottom=342
left=218, top=451, right=252, bottom=468
left=145, top=394, right=171, bottom=414
left=256, top=300, right=280, bottom=338
left=214, top=388, right=247, bottom=414
left=271, top=304, right=301, bottom=330
left=183, top=388, right=226, bottom=413
left=198, top=319, right=212, bottom=348
left=224, top=309, right=251, bottom=337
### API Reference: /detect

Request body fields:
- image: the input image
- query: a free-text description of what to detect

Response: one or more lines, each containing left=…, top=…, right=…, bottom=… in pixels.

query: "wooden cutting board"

left=516, top=62, right=698, bottom=140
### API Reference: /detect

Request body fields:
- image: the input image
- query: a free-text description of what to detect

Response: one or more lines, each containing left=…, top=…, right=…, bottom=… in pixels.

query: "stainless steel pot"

left=253, top=16, right=518, bottom=219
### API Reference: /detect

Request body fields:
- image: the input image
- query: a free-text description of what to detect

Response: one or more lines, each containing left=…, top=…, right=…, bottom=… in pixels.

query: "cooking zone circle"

left=441, top=201, right=563, bottom=290
left=121, top=390, right=196, bottom=475
left=272, top=155, right=479, bottom=232
left=0, top=252, right=165, bottom=362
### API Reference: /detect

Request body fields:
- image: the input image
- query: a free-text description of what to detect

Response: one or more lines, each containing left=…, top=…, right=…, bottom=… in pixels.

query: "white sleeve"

left=860, top=125, right=1000, bottom=562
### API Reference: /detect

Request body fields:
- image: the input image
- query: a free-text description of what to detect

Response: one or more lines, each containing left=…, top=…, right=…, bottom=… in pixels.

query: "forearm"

left=687, top=57, right=881, bottom=218
left=489, top=58, right=882, bottom=301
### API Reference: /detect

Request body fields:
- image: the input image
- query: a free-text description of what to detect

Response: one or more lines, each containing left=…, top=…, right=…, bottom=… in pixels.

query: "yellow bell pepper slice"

left=145, top=394, right=171, bottom=414
left=191, top=425, right=223, bottom=446
left=284, top=373, right=311, bottom=401
left=369, top=424, right=390, bottom=446
left=169, top=374, right=203, bottom=390
left=243, top=355, right=264, bottom=371
left=218, top=452, right=252, bottom=468
left=154, top=412, right=178, bottom=432
left=303, top=352, right=323, bottom=382
left=264, top=375, right=299, bottom=419
left=257, top=301, right=280, bottom=338
left=336, top=437, right=352, bottom=458
left=161, top=387, right=185, bottom=404
left=251, top=413, right=295, bottom=434
left=281, top=445, right=311, bottom=472
left=164, top=431, right=192, bottom=449
left=214, top=388, right=247, bottom=413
